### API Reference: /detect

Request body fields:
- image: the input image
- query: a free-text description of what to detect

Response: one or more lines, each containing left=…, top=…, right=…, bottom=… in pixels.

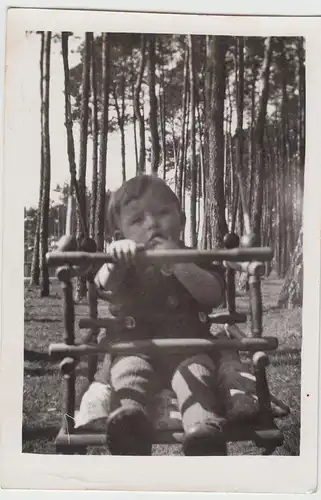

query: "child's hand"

left=108, top=239, right=138, bottom=268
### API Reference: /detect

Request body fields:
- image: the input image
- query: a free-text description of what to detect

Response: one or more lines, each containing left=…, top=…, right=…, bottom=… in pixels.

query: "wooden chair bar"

left=248, top=257, right=271, bottom=417
left=226, top=268, right=236, bottom=314
left=224, top=323, right=247, bottom=341
left=49, top=336, right=278, bottom=358
left=55, top=423, right=283, bottom=447
left=79, top=312, right=248, bottom=330
left=253, top=352, right=274, bottom=421
left=249, top=274, right=263, bottom=338
left=60, top=276, right=76, bottom=432
left=48, top=231, right=286, bottom=454
left=209, top=311, right=247, bottom=324
left=87, top=279, right=99, bottom=382
left=46, top=247, right=274, bottom=268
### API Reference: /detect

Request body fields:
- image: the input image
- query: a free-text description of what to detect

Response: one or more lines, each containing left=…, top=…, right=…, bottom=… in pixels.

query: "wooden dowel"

left=62, top=374, right=76, bottom=433
left=61, top=279, right=76, bottom=431
left=208, top=311, right=247, bottom=324
left=226, top=268, right=236, bottom=313
left=55, top=425, right=283, bottom=446
left=46, top=247, right=274, bottom=267
left=87, top=281, right=99, bottom=383
left=224, top=323, right=247, bottom=341
left=79, top=312, right=248, bottom=330
left=56, top=265, right=77, bottom=282
left=247, top=261, right=265, bottom=276
left=253, top=353, right=273, bottom=422
left=248, top=274, right=263, bottom=337
left=49, top=336, right=278, bottom=358
left=61, top=281, right=75, bottom=345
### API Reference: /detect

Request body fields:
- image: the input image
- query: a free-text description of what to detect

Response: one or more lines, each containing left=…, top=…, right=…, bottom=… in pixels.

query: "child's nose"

left=145, top=213, right=158, bottom=228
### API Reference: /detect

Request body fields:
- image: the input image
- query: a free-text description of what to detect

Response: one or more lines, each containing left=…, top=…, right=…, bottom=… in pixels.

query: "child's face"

left=118, top=187, right=184, bottom=248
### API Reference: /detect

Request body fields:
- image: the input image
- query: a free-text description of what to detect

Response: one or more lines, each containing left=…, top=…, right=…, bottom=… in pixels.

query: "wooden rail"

left=55, top=423, right=283, bottom=447
left=46, top=247, right=273, bottom=268
left=49, top=336, right=278, bottom=358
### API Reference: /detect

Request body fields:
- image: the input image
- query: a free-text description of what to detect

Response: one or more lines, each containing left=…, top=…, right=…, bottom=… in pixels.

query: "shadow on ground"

left=24, top=349, right=51, bottom=362
left=22, top=425, right=59, bottom=442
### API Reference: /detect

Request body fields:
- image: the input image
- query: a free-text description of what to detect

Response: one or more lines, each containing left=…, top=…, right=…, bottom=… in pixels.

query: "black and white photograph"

left=1, top=8, right=320, bottom=494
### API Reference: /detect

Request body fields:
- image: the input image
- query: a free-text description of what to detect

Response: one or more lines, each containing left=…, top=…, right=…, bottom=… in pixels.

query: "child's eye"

left=158, top=208, right=169, bottom=216
left=132, top=216, right=142, bottom=224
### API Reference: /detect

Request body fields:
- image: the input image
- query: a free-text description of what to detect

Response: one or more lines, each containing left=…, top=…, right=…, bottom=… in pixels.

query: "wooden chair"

left=46, top=230, right=290, bottom=456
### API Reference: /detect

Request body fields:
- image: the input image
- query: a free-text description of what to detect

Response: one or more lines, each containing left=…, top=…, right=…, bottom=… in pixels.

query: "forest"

left=24, top=32, right=305, bottom=308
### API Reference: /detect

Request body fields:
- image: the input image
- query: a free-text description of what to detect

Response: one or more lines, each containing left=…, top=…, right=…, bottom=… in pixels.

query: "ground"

left=23, top=273, right=301, bottom=456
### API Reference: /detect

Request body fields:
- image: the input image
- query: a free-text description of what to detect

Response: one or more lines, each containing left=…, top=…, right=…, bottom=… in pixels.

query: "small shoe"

left=183, top=422, right=227, bottom=456
left=106, top=406, right=153, bottom=456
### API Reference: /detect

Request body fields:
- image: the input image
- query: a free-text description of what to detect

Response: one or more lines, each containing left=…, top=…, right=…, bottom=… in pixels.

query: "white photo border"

left=1, top=5, right=321, bottom=497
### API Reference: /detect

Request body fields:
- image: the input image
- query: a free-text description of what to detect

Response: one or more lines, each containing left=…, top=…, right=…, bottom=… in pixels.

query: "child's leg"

left=171, top=354, right=227, bottom=456
left=107, top=355, right=159, bottom=455
left=217, top=348, right=260, bottom=421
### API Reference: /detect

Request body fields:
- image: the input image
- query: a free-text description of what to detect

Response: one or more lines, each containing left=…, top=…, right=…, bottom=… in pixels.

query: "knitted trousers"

left=95, top=353, right=225, bottom=432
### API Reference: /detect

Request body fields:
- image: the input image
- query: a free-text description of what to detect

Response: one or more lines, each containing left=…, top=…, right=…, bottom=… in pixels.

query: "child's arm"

left=94, top=239, right=137, bottom=295
left=155, top=238, right=225, bottom=308
left=172, top=262, right=224, bottom=308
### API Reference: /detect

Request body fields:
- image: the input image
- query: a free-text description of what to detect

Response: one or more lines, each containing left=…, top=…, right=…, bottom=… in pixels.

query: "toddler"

left=92, top=174, right=229, bottom=456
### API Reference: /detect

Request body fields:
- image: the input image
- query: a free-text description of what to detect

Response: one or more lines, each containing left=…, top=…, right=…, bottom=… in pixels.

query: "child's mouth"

left=146, top=233, right=165, bottom=247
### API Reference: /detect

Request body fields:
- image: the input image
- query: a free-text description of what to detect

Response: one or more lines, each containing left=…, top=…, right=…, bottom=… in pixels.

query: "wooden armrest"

left=209, top=311, right=247, bottom=324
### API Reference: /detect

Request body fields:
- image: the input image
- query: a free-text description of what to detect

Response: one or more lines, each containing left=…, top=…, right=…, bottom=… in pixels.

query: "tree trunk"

left=113, top=79, right=126, bottom=182
left=132, top=79, right=139, bottom=173
left=30, top=31, right=44, bottom=286
left=158, top=85, right=167, bottom=182
left=62, top=32, right=80, bottom=221
left=188, top=35, right=197, bottom=248
left=234, top=36, right=245, bottom=237
left=182, top=89, right=190, bottom=219
left=159, top=88, right=166, bottom=180
left=95, top=33, right=110, bottom=251
left=201, top=36, right=213, bottom=250
left=204, top=36, right=228, bottom=249
left=196, top=97, right=206, bottom=240
left=177, top=44, right=189, bottom=206
left=158, top=39, right=167, bottom=180
left=172, top=121, right=178, bottom=189
left=134, top=35, right=147, bottom=175
left=264, top=126, right=275, bottom=276
left=278, top=226, right=303, bottom=308
left=78, top=31, right=91, bottom=240
left=248, top=59, right=258, bottom=217
left=279, top=42, right=289, bottom=277
left=76, top=31, right=92, bottom=301
left=227, top=79, right=236, bottom=232
left=147, top=35, right=160, bottom=175
left=197, top=154, right=202, bottom=238
left=120, top=73, right=126, bottom=181
left=39, top=31, right=52, bottom=297
left=90, top=37, right=98, bottom=238
left=298, top=38, right=305, bottom=195
left=251, top=37, right=273, bottom=246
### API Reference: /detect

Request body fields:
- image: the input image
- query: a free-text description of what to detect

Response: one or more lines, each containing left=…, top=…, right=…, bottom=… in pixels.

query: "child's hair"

left=107, top=175, right=182, bottom=235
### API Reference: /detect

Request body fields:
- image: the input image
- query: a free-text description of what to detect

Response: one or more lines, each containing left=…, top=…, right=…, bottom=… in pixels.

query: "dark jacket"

left=104, top=244, right=225, bottom=341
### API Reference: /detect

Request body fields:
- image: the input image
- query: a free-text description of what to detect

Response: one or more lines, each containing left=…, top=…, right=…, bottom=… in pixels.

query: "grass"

left=23, top=273, right=301, bottom=456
